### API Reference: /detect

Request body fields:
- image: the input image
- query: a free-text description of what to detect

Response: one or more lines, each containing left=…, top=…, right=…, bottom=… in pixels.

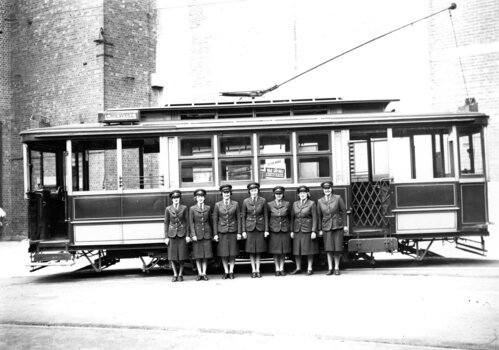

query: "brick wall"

left=102, top=0, right=157, bottom=109
left=429, top=0, right=499, bottom=181
left=2, top=0, right=156, bottom=238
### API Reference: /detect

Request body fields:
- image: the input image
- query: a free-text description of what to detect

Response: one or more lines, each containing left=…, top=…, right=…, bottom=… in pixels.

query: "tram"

left=21, top=97, right=489, bottom=271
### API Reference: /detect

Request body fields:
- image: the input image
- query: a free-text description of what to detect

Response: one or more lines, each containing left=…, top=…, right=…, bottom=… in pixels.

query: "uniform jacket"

left=164, top=204, right=189, bottom=238
left=291, top=199, right=317, bottom=233
left=241, top=196, right=269, bottom=232
left=267, top=199, right=291, bottom=233
left=213, top=200, right=241, bottom=235
left=317, top=194, right=346, bottom=231
left=189, top=204, right=213, bottom=240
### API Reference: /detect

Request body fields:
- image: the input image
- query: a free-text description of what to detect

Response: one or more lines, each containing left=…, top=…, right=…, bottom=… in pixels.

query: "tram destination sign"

left=98, top=110, right=141, bottom=124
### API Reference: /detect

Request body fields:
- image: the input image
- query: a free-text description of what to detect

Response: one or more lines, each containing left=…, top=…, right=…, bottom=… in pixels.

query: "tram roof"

left=20, top=106, right=489, bottom=142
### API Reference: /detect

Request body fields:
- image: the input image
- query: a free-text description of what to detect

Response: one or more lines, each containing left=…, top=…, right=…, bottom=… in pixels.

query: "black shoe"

left=222, top=273, right=228, bottom=280
left=256, top=272, right=261, bottom=278
left=326, top=270, right=334, bottom=276
left=290, top=269, right=302, bottom=275
left=203, top=275, right=209, bottom=281
left=229, top=273, right=235, bottom=279
left=251, top=272, right=256, bottom=278
left=334, top=269, right=340, bottom=276
left=306, top=270, right=313, bottom=276
left=280, top=270, right=286, bottom=276
left=172, top=276, right=178, bottom=282
left=275, top=271, right=280, bottom=277
left=196, top=275, right=202, bottom=281
left=178, top=275, right=184, bottom=282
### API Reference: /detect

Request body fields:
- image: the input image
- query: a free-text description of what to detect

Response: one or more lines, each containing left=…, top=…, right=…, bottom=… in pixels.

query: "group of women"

left=164, top=181, right=346, bottom=282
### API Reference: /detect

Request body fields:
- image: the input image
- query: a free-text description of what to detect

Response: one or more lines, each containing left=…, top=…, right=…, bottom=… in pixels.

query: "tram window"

left=30, top=151, right=57, bottom=189
left=220, top=136, right=252, bottom=156
left=220, top=159, right=252, bottom=182
left=180, top=160, right=214, bottom=185
left=298, top=156, right=330, bottom=180
left=122, top=138, right=160, bottom=190
left=180, top=138, right=212, bottom=157
left=179, top=137, right=215, bottom=186
left=458, top=129, right=483, bottom=175
left=72, top=140, right=118, bottom=191
left=259, top=134, right=290, bottom=154
left=298, top=133, right=329, bottom=152
left=392, top=129, right=454, bottom=180
left=297, top=133, right=331, bottom=180
left=260, top=158, right=292, bottom=182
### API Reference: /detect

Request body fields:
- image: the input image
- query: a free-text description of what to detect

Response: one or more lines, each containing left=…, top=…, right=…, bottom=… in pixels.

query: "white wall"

left=155, top=0, right=435, bottom=112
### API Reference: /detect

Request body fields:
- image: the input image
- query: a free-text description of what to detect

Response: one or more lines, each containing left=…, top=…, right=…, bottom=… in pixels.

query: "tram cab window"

left=179, top=137, right=214, bottom=186
left=122, top=138, right=160, bottom=190
left=219, top=135, right=253, bottom=182
left=297, top=133, right=331, bottom=180
left=30, top=150, right=58, bottom=190
left=392, top=128, right=454, bottom=180
left=72, top=140, right=118, bottom=191
left=458, top=128, right=484, bottom=175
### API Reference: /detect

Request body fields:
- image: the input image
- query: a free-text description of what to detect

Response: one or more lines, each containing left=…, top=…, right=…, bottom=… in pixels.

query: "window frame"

left=178, top=136, right=215, bottom=187
left=296, top=132, right=332, bottom=181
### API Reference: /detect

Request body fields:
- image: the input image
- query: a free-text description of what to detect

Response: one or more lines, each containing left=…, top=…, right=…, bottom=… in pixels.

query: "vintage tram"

left=21, top=97, right=489, bottom=271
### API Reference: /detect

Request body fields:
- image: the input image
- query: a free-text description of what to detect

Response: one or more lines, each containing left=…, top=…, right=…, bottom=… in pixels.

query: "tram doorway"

left=348, top=131, right=392, bottom=236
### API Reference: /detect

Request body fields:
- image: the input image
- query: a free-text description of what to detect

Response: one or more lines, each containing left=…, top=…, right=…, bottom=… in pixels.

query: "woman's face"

left=299, top=191, right=308, bottom=200
left=249, top=188, right=259, bottom=198
left=172, top=197, right=180, bottom=205
left=274, top=193, right=283, bottom=201
left=323, top=187, right=332, bottom=195
left=196, top=195, right=205, bottom=205
left=222, top=191, right=231, bottom=200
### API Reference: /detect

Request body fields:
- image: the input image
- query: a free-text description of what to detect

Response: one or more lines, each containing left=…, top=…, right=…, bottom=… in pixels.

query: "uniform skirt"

left=168, top=237, right=189, bottom=262
left=217, top=232, right=239, bottom=258
left=292, top=232, right=319, bottom=256
left=245, top=230, right=267, bottom=254
left=323, top=229, right=344, bottom=253
left=192, top=238, right=214, bottom=260
left=268, top=231, right=292, bottom=255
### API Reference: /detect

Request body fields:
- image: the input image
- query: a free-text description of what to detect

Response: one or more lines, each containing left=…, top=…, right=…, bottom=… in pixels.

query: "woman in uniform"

left=241, top=182, right=269, bottom=278
left=317, top=181, right=346, bottom=275
left=267, top=186, right=291, bottom=276
left=164, top=190, right=190, bottom=282
left=213, top=184, right=241, bottom=279
left=189, top=188, right=213, bottom=281
left=290, top=185, right=318, bottom=276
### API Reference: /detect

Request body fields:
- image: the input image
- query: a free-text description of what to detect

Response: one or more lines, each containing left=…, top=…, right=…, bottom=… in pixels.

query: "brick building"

left=0, top=0, right=157, bottom=238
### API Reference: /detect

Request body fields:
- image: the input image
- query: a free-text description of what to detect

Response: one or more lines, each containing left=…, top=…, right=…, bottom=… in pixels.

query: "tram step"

left=455, top=237, right=487, bottom=256
left=32, top=252, right=73, bottom=262
left=348, top=238, right=398, bottom=253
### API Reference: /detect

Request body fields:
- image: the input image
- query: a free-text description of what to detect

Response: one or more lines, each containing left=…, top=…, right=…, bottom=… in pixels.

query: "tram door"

left=27, top=144, right=68, bottom=241
left=348, top=131, right=391, bottom=235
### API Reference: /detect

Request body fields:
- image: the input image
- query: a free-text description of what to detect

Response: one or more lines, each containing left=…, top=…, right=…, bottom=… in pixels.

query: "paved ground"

left=1, top=239, right=499, bottom=350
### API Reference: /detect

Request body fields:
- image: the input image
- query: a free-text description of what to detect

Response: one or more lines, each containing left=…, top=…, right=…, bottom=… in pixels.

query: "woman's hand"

left=242, top=232, right=247, bottom=239
left=264, top=231, right=269, bottom=238
left=319, top=230, right=323, bottom=237
left=237, top=234, right=242, bottom=240
left=311, top=232, right=317, bottom=240
left=290, top=232, right=294, bottom=239
left=192, top=236, right=198, bottom=242
left=164, top=238, right=170, bottom=246
left=213, top=235, right=219, bottom=242
left=186, top=237, right=191, bottom=243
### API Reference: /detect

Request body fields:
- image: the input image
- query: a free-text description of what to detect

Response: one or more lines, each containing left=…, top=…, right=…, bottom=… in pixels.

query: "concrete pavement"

left=1, top=239, right=499, bottom=350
